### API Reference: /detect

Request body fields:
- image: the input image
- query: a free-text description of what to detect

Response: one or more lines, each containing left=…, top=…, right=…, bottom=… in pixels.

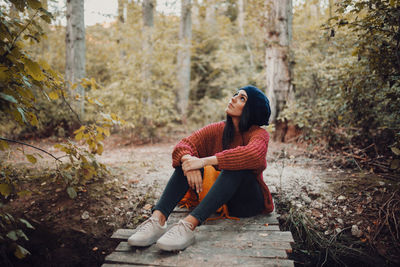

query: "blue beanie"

left=241, top=85, right=271, bottom=126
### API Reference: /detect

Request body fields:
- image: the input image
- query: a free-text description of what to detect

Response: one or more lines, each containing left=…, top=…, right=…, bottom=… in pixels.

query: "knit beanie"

left=241, top=85, right=271, bottom=126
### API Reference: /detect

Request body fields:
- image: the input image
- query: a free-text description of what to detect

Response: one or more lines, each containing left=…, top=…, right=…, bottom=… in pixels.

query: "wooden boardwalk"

left=103, top=208, right=294, bottom=266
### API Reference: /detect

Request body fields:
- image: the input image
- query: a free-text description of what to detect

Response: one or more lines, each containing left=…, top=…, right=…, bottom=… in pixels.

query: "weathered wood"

left=105, top=250, right=294, bottom=266
left=112, top=224, right=281, bottom=239
left=105, top=200, right=294, bottom=266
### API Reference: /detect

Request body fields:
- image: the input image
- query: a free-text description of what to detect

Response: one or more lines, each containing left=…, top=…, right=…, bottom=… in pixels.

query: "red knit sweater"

left=172, top=121, right=274, bottom=214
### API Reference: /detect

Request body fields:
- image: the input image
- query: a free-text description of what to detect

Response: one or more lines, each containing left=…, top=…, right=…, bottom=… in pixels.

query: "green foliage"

left=280, top=0, right=400, bottom=163
left=0, top=1, right=126, bottom=260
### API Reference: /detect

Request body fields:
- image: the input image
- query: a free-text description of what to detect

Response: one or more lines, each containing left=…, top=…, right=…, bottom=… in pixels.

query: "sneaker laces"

left=164, top=220, right=193, bottom=238
left=136, top=217, right=159, bottom=233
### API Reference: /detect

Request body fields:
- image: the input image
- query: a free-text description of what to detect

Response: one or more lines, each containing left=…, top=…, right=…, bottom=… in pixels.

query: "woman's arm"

left=181, top=155, right=218, bottom=173
left=172, top=122, right=223, bottom=167
left=215, top=130, right=269, bottom=171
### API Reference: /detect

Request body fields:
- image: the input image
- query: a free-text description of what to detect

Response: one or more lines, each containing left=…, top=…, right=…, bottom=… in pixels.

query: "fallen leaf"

left=143, top=204, right=152, bottom=210
left=92, top=247, right=98, bottom=251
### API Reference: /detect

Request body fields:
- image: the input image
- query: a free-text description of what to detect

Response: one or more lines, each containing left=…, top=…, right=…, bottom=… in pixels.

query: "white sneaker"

left=156, top=220, right=195, bottom=251
left=127, top=217, right=167, bottom=247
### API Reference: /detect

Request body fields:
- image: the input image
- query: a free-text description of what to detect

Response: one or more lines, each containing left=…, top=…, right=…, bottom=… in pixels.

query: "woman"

left=128, top=85, right=274, bottom=251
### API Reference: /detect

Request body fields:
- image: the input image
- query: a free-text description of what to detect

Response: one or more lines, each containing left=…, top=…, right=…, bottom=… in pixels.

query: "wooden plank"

left=113, top=229, right=293, bottom=243
left=116, top=239, right=292, bottom=252
left=112, top=224, right=281, bottom=240
left=105, top=251, right=294, bottom=266
left=113, top=213, right=280, bottom=239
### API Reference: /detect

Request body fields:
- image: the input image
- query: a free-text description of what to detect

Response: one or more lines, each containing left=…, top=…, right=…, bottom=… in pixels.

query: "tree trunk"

left=238, top=0, right=254, bottom=67
left=265, top=0, right=292, bottom=122
left=177, top=0, right=192, bottom=120
left=65, top=0, right=86, bottom=117
left=205, top=0, right=217, bottom=31
left=192, top=0, right=199, bottom=28
left=142, top=0, right=154, bottom=82
left=118, top=0, right=126, bottom=23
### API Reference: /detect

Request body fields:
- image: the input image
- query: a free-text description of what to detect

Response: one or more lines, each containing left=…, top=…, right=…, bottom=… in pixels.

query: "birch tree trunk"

left=265, top=0, right=292, bottom=122
left=142, top=0, right=154, bottom=82
left=177, top=0, right=192, bottom=120
left=66, top=0, right=86, bottom=117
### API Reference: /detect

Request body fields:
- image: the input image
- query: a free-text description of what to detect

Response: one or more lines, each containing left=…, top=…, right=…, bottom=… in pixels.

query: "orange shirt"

left=172, top=121, right=274, bottom=213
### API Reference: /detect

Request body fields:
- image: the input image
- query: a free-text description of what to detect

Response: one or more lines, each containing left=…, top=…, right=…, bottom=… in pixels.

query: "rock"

left=378, top=181, right=385, bottom=186
left=81, top=211, right=90, bottom=220
left=351, top=225, right=362, bottom=237
left=336, top=218, right=343, bottom=224
left=338, top=195, right=346, bottom=201
left=301, top=194, right=312, bottom=204
left=296, top=203, right=303, bottom=209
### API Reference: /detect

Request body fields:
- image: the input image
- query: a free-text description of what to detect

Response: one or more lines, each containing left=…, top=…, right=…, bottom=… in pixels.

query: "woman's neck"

left=232, top=117, right=240, bottom=132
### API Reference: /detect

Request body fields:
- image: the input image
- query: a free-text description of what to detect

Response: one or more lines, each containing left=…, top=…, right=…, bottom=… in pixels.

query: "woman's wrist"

left=202, top=156, right=218, bottom=166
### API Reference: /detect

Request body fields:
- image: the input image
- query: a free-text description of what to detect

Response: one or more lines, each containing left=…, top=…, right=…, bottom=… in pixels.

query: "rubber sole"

left=156, top=236, right=195, bottom=251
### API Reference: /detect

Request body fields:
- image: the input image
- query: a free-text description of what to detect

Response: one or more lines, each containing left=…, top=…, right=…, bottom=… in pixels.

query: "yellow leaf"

left=103, top=128, right=110, bottom=137
left=54, top=144, right=63, bottom=149
left=91, top=77, right=97, bottom=90
left=0, top=140, right=9, bottom=151
left=0, top=183, right=12, bottom=197
left=38, top=59, right=51, bottom=71
left=73, top=125, right=86, bottom=134
left=351, top=48, right=358, bottom=57
left=390, top=0, right=395, bottom=7
left=87, top=97, right=95, bottom=104
left=75, top=132, right=84, bottom=141
left=71, top=83, right=78, bottom=90
left=27, top=112, right=38, bottom=127
left=97, top=143, right=103, bottom=155
left=48, top=91, right=59, bottom=100
left=338, top=115, right=343, bottom=121
left=23, top=58, right=45, bottom=81
left=111, top=113, right=117, bottom=120
left=95, top=133, right=104, bottom=142
left=26, top=154, right=37, bottom=164
left=14, top=245, right=30, bottom=259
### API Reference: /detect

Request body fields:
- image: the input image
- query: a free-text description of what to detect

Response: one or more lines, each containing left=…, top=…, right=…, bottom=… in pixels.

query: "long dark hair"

left=222, top=102, right=251, bottom=150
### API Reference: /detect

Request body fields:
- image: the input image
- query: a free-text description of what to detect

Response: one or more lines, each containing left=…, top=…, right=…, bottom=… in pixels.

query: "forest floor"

left=0, top=133, right=399, bottom=266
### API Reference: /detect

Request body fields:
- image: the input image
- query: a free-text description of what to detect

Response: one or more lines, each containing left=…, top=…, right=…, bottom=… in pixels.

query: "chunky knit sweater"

left=172, top=121, right=274, bottom=214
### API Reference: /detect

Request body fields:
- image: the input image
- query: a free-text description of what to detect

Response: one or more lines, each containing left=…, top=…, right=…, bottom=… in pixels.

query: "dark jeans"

left=153, top=167, right=264, bottom=225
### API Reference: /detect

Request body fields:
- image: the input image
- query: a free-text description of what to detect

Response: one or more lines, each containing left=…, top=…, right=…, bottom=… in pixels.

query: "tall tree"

left=117, top=0, right=128, bottom=61
left=142, top=0, right=155, bottom=81
left=177, top=0, right=192, bottom=119
left=238, top=0, right=254, bottom=67
left=65, top=0, right=86, bottom=116
left=264, top=0, right=293, bottom=121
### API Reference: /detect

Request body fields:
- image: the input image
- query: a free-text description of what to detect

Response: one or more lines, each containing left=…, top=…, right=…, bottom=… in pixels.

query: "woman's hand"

left=181, top=156, right=205, bottom=173
left=185, top=169, right=202, bottom=194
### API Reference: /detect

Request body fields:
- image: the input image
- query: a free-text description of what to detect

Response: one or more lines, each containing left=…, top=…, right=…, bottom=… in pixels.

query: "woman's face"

left=225, top=90, right=248, bottom=117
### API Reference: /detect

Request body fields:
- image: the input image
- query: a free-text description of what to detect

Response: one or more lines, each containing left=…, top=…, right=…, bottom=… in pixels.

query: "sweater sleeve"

left=172, top=122, right=223, bottom=168
left=215, top=129, right=269, bottom=171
